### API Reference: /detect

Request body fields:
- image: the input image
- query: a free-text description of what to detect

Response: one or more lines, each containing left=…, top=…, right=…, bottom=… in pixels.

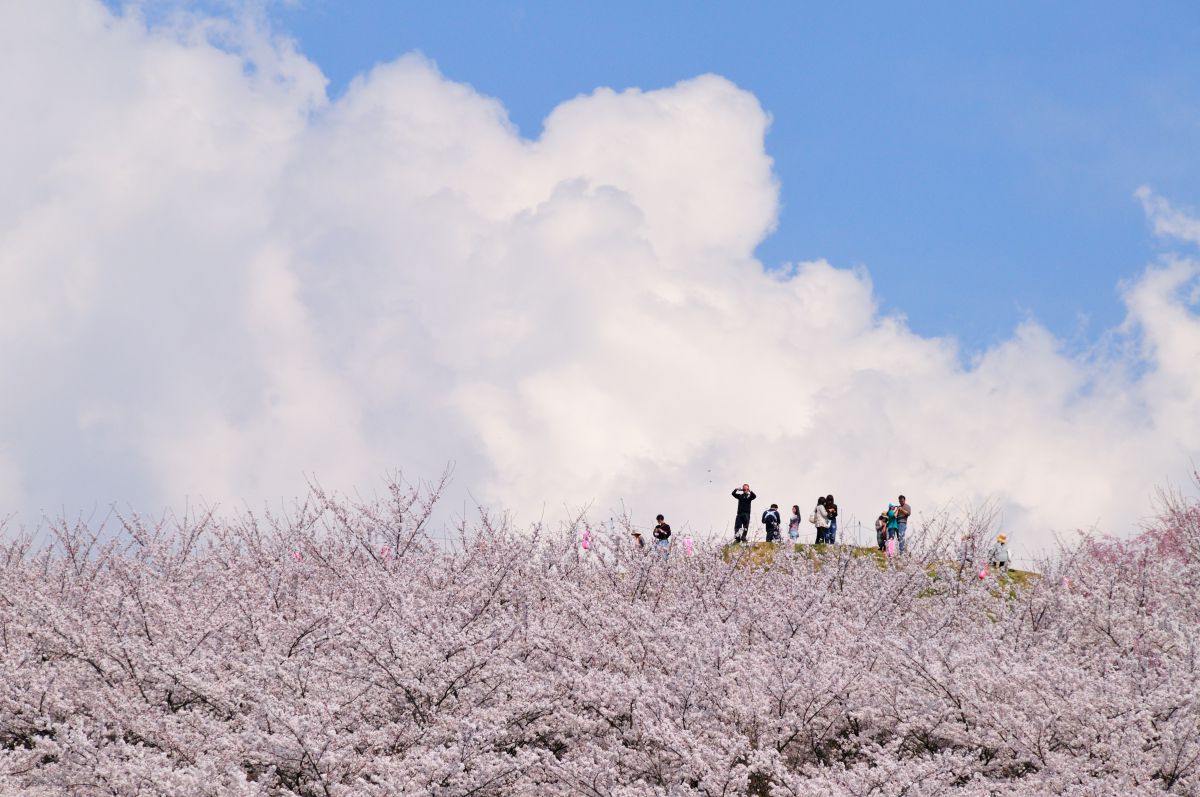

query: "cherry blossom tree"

left=1, top=477, right=1197, bottom=795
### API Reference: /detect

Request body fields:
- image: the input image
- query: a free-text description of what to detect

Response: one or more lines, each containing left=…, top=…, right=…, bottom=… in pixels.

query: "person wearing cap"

left=631, top=529, right=645, bottom=549
left=653, top=514, right=672, bottom=554
left=761, top=504, right=782, bottom=542
left=990, top=534, right=1011, bottom=571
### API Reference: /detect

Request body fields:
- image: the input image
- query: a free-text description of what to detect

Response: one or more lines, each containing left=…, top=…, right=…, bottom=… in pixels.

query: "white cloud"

left=1137, top=186, right=1200, bottom=246
left=2, top=2, right=1199, bottom=560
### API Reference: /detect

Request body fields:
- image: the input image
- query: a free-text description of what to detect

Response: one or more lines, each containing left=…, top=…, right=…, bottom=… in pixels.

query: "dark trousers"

left=734, top=513, right=750, bottom=541
left=765, top=525, right=780, bottom=542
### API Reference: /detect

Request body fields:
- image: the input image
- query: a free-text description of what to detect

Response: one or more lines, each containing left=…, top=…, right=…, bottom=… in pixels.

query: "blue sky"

left=7, top=1, right=1200, bottom=540
left=262, top=1, right=1200, bottom=351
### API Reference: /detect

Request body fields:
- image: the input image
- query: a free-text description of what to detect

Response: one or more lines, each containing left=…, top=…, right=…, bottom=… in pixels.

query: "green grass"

left=721, top=541, right=885, bottom=569
left=721, top=541, right=1039, bottom=592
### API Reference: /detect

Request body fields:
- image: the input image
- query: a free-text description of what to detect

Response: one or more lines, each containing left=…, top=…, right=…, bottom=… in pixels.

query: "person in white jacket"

left=812, top=496, right=831, bottom=544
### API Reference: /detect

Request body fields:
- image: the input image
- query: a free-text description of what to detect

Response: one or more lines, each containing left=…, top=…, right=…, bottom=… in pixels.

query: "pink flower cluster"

left=0, top=481, right=1197, bottom=796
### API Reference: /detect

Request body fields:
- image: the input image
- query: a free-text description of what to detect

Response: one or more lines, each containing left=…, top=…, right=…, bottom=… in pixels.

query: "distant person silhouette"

left=825, top=494, right=838, bottom=544
left=896, top=495, right=912, bottom=554
left=653, top=514, right=672, bottom=554
left=762, top=504, right=782, bottom=542
left=813, top=496, right=831, bottom=544
left=732, top=484, right=756, bottom=543
left=990, top=533, right=1010, bottom=571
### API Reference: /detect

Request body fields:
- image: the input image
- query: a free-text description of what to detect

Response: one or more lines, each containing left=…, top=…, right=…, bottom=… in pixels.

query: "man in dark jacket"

left=762, top=504, right=782, bottom=542
left=653, top=514, right=672, bottom=556
left=732, top=484, right=756, bottom=543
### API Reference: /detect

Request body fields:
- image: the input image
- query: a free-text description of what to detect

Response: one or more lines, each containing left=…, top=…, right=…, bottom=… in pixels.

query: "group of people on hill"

left=629, top=486, right=1017, bottom=572
left=873, top=496, right=913, bottom=554
left=630, top=485, right=1017, bottom=571
left=731, top=484, right=895, bottom=548
left=734, top=485, right=826, bottom=544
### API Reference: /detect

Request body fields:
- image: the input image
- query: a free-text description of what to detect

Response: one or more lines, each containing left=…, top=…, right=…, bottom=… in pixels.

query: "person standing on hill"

left=732, top=484, right=756, bottom=543
left=896, top=495, right=912, bottom=554
left=813, top=496, right=831, bottom=544
left=825, top=495, right=839, bottom=544
left=788, top=505, right=802, bottom=543
left=886, top=504, right=899, bottom=545
left=762, top=504, right=782, bottom=542
left=990, top=533, right=1010, bottom=571
left=653, top=514, right=672, bottom=556
left=875, top=513, right=888, bottom=551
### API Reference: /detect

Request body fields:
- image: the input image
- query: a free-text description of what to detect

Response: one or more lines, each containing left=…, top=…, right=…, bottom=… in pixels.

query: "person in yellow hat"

left=990, top=534, right=1011, bottom=571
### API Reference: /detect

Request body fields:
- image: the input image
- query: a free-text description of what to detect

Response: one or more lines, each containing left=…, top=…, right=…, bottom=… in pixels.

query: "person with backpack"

left=731, top=484, right=756, bottom=543
left=875, top=512, right=888, bottom=551
left=762, top=504, right=782, bottom=542
left=788, top=505, right=802, bottom=543
left=811, top=496, right=831, bottom=544
left=825, top=495, right=838, bottom=544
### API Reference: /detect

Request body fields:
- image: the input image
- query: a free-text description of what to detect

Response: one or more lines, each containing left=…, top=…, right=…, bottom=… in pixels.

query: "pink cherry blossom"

left=0, top=476, right=1196, bottom=795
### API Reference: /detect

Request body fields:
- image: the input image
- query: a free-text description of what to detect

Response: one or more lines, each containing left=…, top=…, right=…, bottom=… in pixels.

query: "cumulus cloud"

left=2, top=1, right=1199, bottom=559
left=1138, top=187, right=1200, bottom=247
